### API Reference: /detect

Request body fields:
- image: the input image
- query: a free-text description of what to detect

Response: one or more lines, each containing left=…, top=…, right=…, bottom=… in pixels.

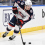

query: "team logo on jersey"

left=30, top=10, right=33, bottom=13
left=21, top=2, right=24, bottom=5
left=17, top=1, right=20, bottom=3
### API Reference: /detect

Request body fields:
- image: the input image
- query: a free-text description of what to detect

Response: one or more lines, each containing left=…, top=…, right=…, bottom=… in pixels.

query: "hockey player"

left=2, top=0, right=33, bottom=40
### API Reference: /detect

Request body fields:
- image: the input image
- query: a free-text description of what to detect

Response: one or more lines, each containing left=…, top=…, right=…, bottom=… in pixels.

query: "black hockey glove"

left=12, top=6, right=18, bottom=14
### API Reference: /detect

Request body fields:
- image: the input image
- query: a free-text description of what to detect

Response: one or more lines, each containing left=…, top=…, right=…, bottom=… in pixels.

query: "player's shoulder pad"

left=30, top=8, right=33, bottom=10
left=30, top=8, right=33, bottom=13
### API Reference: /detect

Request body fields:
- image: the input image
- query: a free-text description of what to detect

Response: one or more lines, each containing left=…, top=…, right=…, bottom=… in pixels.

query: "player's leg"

left=2, top=24, right=13, bottom=38
left=9, top=19, right=24, bottom=40
left=2, top=15, right=17, bottom=38
left=9, top=25, right=21, bottom=40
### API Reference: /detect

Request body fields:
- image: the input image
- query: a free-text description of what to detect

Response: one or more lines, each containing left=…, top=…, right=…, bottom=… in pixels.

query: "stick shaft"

left=20, top=30, right=24, bottom=45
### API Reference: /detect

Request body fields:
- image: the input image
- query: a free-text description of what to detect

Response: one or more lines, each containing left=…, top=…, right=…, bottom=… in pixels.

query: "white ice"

left=0, top=29, right=45, bottom=45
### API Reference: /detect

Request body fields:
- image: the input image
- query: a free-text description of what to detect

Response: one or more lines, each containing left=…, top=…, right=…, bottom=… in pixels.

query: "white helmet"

left=25, top=0, right=32, bottom=6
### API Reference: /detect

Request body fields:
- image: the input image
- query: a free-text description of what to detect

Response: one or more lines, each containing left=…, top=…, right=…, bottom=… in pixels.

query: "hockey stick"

left=17, top=18, right=26, bottom=45
left=19, top=29, right=26, bottom=45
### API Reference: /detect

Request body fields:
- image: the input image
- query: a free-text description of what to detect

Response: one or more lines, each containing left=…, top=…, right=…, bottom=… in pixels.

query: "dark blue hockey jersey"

left=13, top=0, right=33, bottom=22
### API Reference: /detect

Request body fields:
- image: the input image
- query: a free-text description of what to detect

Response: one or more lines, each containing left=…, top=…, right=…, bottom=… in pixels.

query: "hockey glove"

left=12, top=6, right=18, bottom=14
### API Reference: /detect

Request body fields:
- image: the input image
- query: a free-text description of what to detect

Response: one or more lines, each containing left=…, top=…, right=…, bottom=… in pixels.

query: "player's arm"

left=23, top=8, right=33, bottom=22
left=12, top=1, right=19, bottom=14
left=22, top=14, right=30, bottom=21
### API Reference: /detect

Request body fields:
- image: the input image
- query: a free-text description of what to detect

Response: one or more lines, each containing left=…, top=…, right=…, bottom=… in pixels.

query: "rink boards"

left=0, top=5, right=45, bottom=37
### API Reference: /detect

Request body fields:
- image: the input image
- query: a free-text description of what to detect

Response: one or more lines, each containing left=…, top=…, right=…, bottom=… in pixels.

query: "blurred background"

left=0, top=0, right=45, bottom=6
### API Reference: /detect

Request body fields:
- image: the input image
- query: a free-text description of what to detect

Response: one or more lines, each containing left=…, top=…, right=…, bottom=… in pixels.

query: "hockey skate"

left=2, top=32, right=8, bottom=38
left=9, top=35, right=16, bottom=40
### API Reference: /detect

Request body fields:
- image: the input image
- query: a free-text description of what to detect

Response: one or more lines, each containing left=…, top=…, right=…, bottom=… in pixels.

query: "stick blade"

left=23, top=42, right=26, bottom=45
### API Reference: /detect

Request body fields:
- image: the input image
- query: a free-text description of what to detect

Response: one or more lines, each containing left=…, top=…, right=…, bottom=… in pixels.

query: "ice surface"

left=0, top=29, right=45, bottom=45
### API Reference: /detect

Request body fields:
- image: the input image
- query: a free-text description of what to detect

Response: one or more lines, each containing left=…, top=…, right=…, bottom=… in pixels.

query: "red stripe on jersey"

left=20, top=25, right=22, bottom=27
left=14, top=15, right=16, bottom=17
left=8, top=23, right=15, bottom=27
left=19, top=20, right=24, bottom=24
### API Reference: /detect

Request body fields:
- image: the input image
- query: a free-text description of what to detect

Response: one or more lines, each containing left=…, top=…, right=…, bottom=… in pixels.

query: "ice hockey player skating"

left=2, top=0, right=33, bottom=40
